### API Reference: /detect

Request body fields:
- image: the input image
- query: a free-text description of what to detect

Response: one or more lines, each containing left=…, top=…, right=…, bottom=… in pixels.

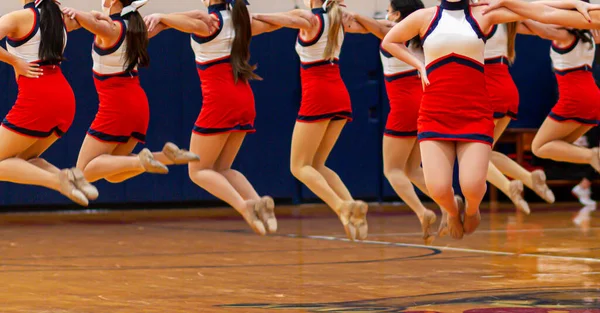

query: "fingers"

left=579, top=8, right=592, bottom=23
left=25, top=64, right=43, bottom=79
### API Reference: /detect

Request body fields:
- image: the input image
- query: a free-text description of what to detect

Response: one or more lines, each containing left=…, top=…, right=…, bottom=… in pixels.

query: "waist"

left=300, top=59, right=340, bottom=70
left=385, top=70, right=419, bottom=82
left=484, top=56, right=510, bottom=65
left=554, top=65, right=593, bottom=76
left=196, top=56, right=231, bottom=71
left=93, top=70, right=139, bottom=81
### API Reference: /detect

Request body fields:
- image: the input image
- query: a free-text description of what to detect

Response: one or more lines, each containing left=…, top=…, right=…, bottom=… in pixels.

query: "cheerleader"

left=484, top=22, right=555, bottom=214
left=382, top=0, right=532, bottom=238
left=61, top=0, right=199, bottom=188
left=144, top=0, right=283, bottom=235
left=0, top=0, right=97, bottom=206
left=348, top=0, right=444, bottom=242
left=252, top=0, right=372, bottom=241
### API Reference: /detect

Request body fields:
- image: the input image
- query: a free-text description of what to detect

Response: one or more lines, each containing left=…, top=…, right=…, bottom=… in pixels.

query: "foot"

left=420, top=209, right=437, bottom=243
left=438, top=210, right=449, bottom=238
left=508, top=180, right=531, bottom=215
left=590, top=147, right=600, bottom=173
left=573, top=205, right=593, bottom=226
left=447, top=214, right=464, bottom=240
left=350, top=200, right=369, bottom=241
left=162, top=142, right=200, bottom=165
left=58, top=169, right=89, bottom=206
left=531, top=170, right=555, bottom=204
left=256, top=196, right=277, bottom=234
left=138, top=148, right=169, bottom=174
left=338, top=201, right=357, bottom=241
left=243, top=200, right=266, bottom=236
left=463, top=210, right=481, bottom=235
left=69, top=168, right=99, bottom=200
left=572, top=185, right=597, bottom=206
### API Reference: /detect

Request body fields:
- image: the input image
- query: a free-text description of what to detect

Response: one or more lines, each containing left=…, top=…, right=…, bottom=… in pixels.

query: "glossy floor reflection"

left=0, top=204, right=598, bottom=313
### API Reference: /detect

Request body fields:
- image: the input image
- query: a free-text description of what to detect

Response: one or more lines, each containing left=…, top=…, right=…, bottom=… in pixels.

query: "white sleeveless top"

left=92, top=14, right=137, bottom=79
left=295, top=7, right=344, bottom=69
left=7, top=2, right=67, bottom=64
left=422, top=0, right=485, bottom=69
left=550, top=36, right=595, bottom=75
left=484, top=24, right=508, bottom=63
left=191, top=3, right=234, bottom=69
left=380, top=41, right=424, bottom=80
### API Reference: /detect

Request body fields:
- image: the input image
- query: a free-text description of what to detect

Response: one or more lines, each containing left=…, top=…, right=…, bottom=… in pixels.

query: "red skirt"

left=88, top=75, right=149, bottom=143
left=384, top=74, right=422, bottom=137
left=484, top=62, right=519, bottom=119
left=2, top=66, right=75, bottom=138
left=193, top=63, right=256, bottom=135
left=418, top=61, right=494, bottom=146
left=298, top=64, right=352, bottom=122
left=549, top=71, right=600, bottom=125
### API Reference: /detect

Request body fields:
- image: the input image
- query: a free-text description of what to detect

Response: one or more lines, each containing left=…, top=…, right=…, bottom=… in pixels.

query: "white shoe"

left=573, top=205, right=594, bottom=226
left=572, top=185, right=596, bottom=206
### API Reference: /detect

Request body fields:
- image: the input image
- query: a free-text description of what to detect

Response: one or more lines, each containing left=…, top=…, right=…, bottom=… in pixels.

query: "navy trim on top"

left=192, top=10, right=224, bottom=44
left=485, top=56, right=509, bottom=65
left=300, top=59, right=339, bottom=70
left=93, top=70, right=139, bottom=81
left=385, top=70, right=419, bottom=82
left=554, top=64, right=592, bottom=76
left=422, top=7, right=441, bottom=43
left=93, top=16, right=127, bottom=56
left=196, top=57, right=231, bottom=70
left=208, top=3, right=227, bottom=12
left=298, top=13, right=325, bottom=47
left=311, top=8, right=326, bottom=14
left=465, top=6, right=486, bottom=42
left=552, top=37, right=579, bottom=54
left=487, top=24, right=498, bottom=40
left=440, top=0, right=468, bottom=10
left=380, top=46, right=393, bottom=58
left=426, top=54, right=483, bottom=75
left=7, top=5, right=39, bottom=47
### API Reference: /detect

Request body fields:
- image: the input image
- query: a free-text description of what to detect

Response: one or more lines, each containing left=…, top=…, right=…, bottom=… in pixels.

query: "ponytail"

left=505, top=22, right=517, bottom=64
left=121, top=0, right=150, bottom=71
left=324, top=0, right=342, bottom=61
left=229, top=0, right=261, bottom=83
left=38, top=0, right=65, bottom=63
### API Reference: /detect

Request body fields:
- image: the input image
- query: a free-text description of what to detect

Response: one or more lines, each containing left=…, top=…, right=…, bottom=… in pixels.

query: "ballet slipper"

left=531, top=170, right=555, bottom=204
left=350, top=200, right=369, bottom=241
left=58, top=169, right=89, bottom=206
left=69, top=167, right=99, bottom=200
left=243, top=200, right=266, bottom=236
left=508, top=180, right=530, bottom=215
left=256, top=196, right=277, bottom=234
left=463, top=210, right=481, bottom=235
left=420, top=209, right=437, bottom=244
left=338, top=201, right=357, bottom=241
left=162, top=142, right=200, bottom=165
left=138, top=148, right=168, bottom=174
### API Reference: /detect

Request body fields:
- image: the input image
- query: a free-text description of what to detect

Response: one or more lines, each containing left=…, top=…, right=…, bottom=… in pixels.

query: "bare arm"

left=251, top=18, right=282, bottom=36
left=63, top=15, right=81, bottom=32
left=253, top=12, right=314, bottom=30
left=382, top=9, right=431, bottom=85
left=352, top=13, right=394, bottom=39
left=61, top=7, right=119, bottom=38
left=155, top=13, right=213, bottom=36
left=0, top=12, right=42, bottom=78
left=517, top=21, right=533, bottom=35
left=342, top=12, right=369, bottom=34
left=521, top=19, right=573, bottom=41
left=147, top=22, right=169, bottom=39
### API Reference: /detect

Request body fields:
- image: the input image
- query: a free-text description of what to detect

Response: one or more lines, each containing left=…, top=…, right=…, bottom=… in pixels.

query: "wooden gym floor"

left=0, top=203, right=598, bottom=313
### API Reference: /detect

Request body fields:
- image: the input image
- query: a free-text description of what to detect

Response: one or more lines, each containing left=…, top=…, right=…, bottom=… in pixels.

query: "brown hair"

left=505, top=22, right=517, bottom=64
left=229, top=0, right=261, bottom=83
left=323, top=0, right=343, bottom=61
left=121, top=0, right=150, bottom=71
left=38, top=0, right=65, bottom=63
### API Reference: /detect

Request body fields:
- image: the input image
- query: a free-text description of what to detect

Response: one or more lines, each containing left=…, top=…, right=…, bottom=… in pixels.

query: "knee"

left=460, top=179, right=488, bottom=200
left=405, top=166, right=422, bottom=182
left=105, top=176, right=127, bottom=184
left=426, top=181, right=454, bottom=202
left=531, top=138, right=546, bottom=158
left=27, top=157, right=47, bottom=167
left=290, top=164, right=302, bottom=179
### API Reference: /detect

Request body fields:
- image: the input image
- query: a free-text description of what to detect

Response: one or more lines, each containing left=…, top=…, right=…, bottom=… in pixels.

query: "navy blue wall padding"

left=0, top=30, right=560, bottom=207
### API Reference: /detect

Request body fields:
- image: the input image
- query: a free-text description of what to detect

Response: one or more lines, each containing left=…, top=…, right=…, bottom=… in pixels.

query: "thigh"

left=0, top=128, right=39, bottom=161
left=111, top=138, right=139, bottom=156
left=492, top=117, right=511, bottom=146
left=215, top=132, right=246, bottom=171
left=533, top=118, right=585, bottom=148
left=313, top=119, right=346, bottom=167
left=419, top=141, right=456, bottom=186
left=291, top=120, right=330, bottom=167
left=456, top=142, right=491, bottom=183
left=383, top=136, right=417, bottom=171
left=563, top=124, right=594, bottom=144
left=189, top=133, right=230, bottom=170
left=406, top=139, right=423, bottom=170
left=16, top=133, right=60, bottom=160
left=76, top=135, right=119, bottom=170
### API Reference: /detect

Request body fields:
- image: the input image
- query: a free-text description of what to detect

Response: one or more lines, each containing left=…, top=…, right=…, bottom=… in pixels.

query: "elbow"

left=381, top=37, right=392, bottom=51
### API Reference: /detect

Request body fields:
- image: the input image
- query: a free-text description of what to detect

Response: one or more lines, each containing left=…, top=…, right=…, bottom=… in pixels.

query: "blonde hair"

left=323, top=0, right=343, bottom=61
left=505, top=22, right=517, bottom=64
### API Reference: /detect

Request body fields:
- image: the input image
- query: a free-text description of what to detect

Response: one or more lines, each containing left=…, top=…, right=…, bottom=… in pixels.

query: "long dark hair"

left=121, top=0, right=150, bottom=71
left=390, top=0, right=424, bottom=48
left=38, top=0, right=65, bottom=63
left=567, top=29, right=594, bottom=49
left=228, top=0, right=261, bottom=83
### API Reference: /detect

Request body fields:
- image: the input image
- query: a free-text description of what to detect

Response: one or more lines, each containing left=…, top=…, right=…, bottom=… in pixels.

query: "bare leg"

left=215, top=132, right=260, bottom=201
left=532, top=118, right=593, bottom=164
left=17, top=134, right=61, bottom=174
left=457, top=141, right=492, bottom=234
left=312, top=119, right=353, bottom=201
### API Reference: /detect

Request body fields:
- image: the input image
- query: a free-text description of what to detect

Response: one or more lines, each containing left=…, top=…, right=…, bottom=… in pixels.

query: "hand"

left=478, top=0, right=505, bottom=15
left=342, top=11, right=357, bottom=26
left=61, top=7, right=78, bottom=20
left=12, top=59, right=43, bottom=79
left=199, top=13, right=220, bottom=33
left=90, top=10, right=114, bottom=25
left=572, top=1, right=600, bottom=23
left=418, top=66, right=430, bottom=89
left=144, top=13, right=163, bottom=33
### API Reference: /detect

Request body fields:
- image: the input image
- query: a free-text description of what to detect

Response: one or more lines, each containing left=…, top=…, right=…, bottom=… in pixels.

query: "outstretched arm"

left=251, top=18, right=282, bottom=36
left=342, top=12, right=369, bottom=34
left=381, top=9, right=430, bottom=85
left=521, top=19, right=573, bottom=41
left=145, top=13, right=213, bottom=36
left=61, top=7, right=119, bottom=38
left=351, top=13, right=394, bottom=39
left=0, top=12, right=42, bottom=78
left=253, top=11, right=316, bottom=30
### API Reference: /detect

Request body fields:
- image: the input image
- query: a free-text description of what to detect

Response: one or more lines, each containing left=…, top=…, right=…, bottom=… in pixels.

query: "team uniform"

left=484, top=24, right=519, bottom=119
left=295, top=7, right=352, bottom=122
left=191, top=3, right=255, bottom=135
left=548, top=36, right=600, bottom=125
left=419, top=0, right=494, bottom=145
left=88, top=13, right=149, bottom=143
left=3, top=2, right=74, bottom=138
left=381, top=42, right=424, bottom=137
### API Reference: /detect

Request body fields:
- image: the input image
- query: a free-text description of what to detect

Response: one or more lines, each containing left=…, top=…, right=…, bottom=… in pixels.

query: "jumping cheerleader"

left=0, top=0, right=97, bottom=206
left=60, top=0, right=199, bottom=188
left=144, top=0, right=283, bottom=235
left=252, top=0, right=372, bottom=241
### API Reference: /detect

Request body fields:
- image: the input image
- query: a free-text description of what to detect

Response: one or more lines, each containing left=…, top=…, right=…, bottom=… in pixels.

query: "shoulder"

left=413, top=7, right=438, bottom=21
